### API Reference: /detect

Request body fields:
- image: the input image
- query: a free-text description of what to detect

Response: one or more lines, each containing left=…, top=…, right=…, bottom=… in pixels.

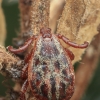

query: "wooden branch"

left=13, top=0, right=33, bottom=48
left=31, top=0, right=50, bottom=34
left=0, top=46, right=25, bottom=100
left=70, top=31, right=100, bottom=100
left=0, top=46, right=19, bottom=75
left=57, top=0, right=100, bottom=63
left=19, top=0, right=32, bottom=33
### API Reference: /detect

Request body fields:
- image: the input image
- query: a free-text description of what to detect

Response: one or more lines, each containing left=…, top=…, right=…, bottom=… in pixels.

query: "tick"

left=7, top=27, right=88, bottom=100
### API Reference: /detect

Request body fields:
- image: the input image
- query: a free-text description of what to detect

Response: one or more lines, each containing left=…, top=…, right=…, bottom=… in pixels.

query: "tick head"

left=40, top=27, right=52, bottom=38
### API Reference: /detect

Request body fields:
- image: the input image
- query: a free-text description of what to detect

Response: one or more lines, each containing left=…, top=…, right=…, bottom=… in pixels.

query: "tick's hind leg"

left=21, top=64, right=28, bottom=80
left=20, top=79, right=28, bottom=100
left=57, top=34, right=89, bottom=48
left=64, top=48, right=74, bottom=60
left=7, top=36, right=35, bottom=54
left=25, top=49, right=34, bottom=63
left=21, top=49, right=34, bottom=80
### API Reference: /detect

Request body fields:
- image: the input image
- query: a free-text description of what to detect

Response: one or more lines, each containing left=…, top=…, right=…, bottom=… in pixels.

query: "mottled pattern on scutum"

left=32, top=35, right=74, bottom=100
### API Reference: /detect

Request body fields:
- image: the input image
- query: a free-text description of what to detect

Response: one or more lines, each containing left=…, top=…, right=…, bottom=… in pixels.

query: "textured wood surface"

left=31, top=0, right=50, bottom=34
left=57, top=0, right=100, bottom=63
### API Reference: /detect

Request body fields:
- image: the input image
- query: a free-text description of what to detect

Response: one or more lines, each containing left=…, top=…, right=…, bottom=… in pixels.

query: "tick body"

left=7, top=28, right=88, bottom=100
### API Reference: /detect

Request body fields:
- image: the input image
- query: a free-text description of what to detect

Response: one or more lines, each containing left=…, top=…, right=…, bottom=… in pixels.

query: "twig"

left=13, top=0, right=33, bottom=48
left=70, top=31, right=100, bottom=100
left=31, top=0, right=50, bottom=34
left=19, top=0, right=32, bottom=33
left=57, top=0, right=100, bottom=63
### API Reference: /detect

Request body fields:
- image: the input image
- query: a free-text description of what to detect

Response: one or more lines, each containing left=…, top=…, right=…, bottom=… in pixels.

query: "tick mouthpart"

left=42, top=33, right=52, bottom=38
left=40, top=27, right=52, bottom=38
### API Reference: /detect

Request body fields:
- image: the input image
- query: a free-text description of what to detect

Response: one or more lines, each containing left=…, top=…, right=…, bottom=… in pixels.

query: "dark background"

left=0, top=0, right=100, bottom=100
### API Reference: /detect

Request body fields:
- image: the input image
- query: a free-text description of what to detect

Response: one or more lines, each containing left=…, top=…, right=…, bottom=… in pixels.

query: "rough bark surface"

left=57, top=0, right=100, bottom=63
left=0, top=46, right=19, bottom=73
left=31, top=0, right=50, bottom=34
left=70, top=31, right=100, bottom=100
left=19, top=0, right=32, bottom=33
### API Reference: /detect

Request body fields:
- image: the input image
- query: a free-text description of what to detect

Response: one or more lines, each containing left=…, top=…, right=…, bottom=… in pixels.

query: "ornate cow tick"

left=7, top=27, right=88, bottom=100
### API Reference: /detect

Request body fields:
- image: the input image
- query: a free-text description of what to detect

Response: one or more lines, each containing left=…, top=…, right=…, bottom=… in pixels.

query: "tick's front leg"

left=7, top=36, right=36, bottom=54
left=57, top=34, right=89, bottom=48
left=21, top=64, right=28, bottom=80
left=20, top=79, right=28, bottom=100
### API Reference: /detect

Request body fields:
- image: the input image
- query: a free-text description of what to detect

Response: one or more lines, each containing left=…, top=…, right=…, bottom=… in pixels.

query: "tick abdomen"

left=32, top=35, right=74, bottom=100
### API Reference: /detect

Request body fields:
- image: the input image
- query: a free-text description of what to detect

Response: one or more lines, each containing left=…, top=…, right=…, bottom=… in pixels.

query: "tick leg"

left=24, top=50, right=34, bottom=63
left=21, top=47, right=35, bottom=79
left=27, top=50, right=39, bottom=98
left=7, top=36, right=35, bottom=54
left=65, top=48, right=74, bottom=60
left=57, top=34, right=89, bottom=48
left=20, top=79, right=28, bottom=100
left=21, top=64, right=28, bottom=80
left=21, top=45, right=34, bottom=79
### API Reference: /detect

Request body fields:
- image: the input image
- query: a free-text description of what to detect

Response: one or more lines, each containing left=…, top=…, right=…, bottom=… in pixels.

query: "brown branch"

left=57, top=0, right=86, bottom=37
left=0, top=46, right=25, bottom=100
left=31, top=0, right=50, bottom=34
left=12, top=0, right=33, bottom=48
left=19, top=0, right=32, bottom=33
left=70, top=30, right=100, bottom=100
left=0, top=46, right=20, bottom=76
left=57, top=0, right=100, bottom=63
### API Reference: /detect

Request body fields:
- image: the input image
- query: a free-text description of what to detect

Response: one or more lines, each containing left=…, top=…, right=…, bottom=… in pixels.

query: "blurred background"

left=0, top=0, right=100, bottom=100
